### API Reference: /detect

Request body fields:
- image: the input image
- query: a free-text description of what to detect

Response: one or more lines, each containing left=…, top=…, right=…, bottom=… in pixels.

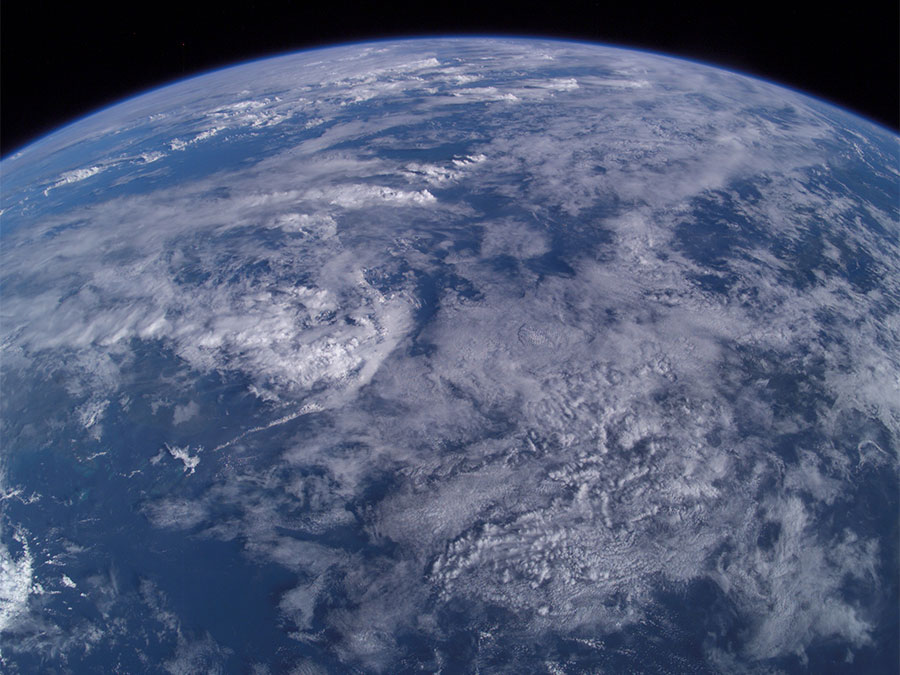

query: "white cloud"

left=580, top=76, right=650, bottom=89
left=192, top=126, right=224, bottom=142
left=43, top=165, right=106, bottom=195
left=534, top=77, right=580, bottom=90
left=313, top=184, right=437, bottom=208
left=164, top=632, right=232, bottom=675
left=452, top=87, right=520, bottom=102
left=172, top=400, right=199, bottom=425
left=77, top=398, right=109, bottom=431
left=138, top=151, right=166, bottom=163
left=0, top=529, right=35, bottom=634
left=479, top=218, right=549, bottom=259
left=143, top=498, right=208, bottom=529
left=402, top=154, right=487, bottom=186
left=165, top=444, right=200, bottom=474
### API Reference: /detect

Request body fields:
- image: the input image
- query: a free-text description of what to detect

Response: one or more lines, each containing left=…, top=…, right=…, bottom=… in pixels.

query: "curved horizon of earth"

left=1, top=37, right=898, bottom=673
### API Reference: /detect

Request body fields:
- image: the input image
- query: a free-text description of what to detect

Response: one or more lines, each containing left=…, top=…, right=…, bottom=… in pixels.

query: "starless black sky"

left=1, top=1, right=897, bottom=157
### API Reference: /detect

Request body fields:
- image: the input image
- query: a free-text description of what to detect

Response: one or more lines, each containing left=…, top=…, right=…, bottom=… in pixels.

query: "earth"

left=0, top=38, right=898, bottom=674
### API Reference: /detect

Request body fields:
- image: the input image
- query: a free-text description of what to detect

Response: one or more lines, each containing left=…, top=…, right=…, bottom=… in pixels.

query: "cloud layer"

left=1, top=38, right=898, bottom=672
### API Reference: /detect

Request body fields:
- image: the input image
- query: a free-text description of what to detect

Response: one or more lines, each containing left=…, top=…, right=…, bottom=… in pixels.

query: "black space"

left=1, top=1, right=897, bottom=157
